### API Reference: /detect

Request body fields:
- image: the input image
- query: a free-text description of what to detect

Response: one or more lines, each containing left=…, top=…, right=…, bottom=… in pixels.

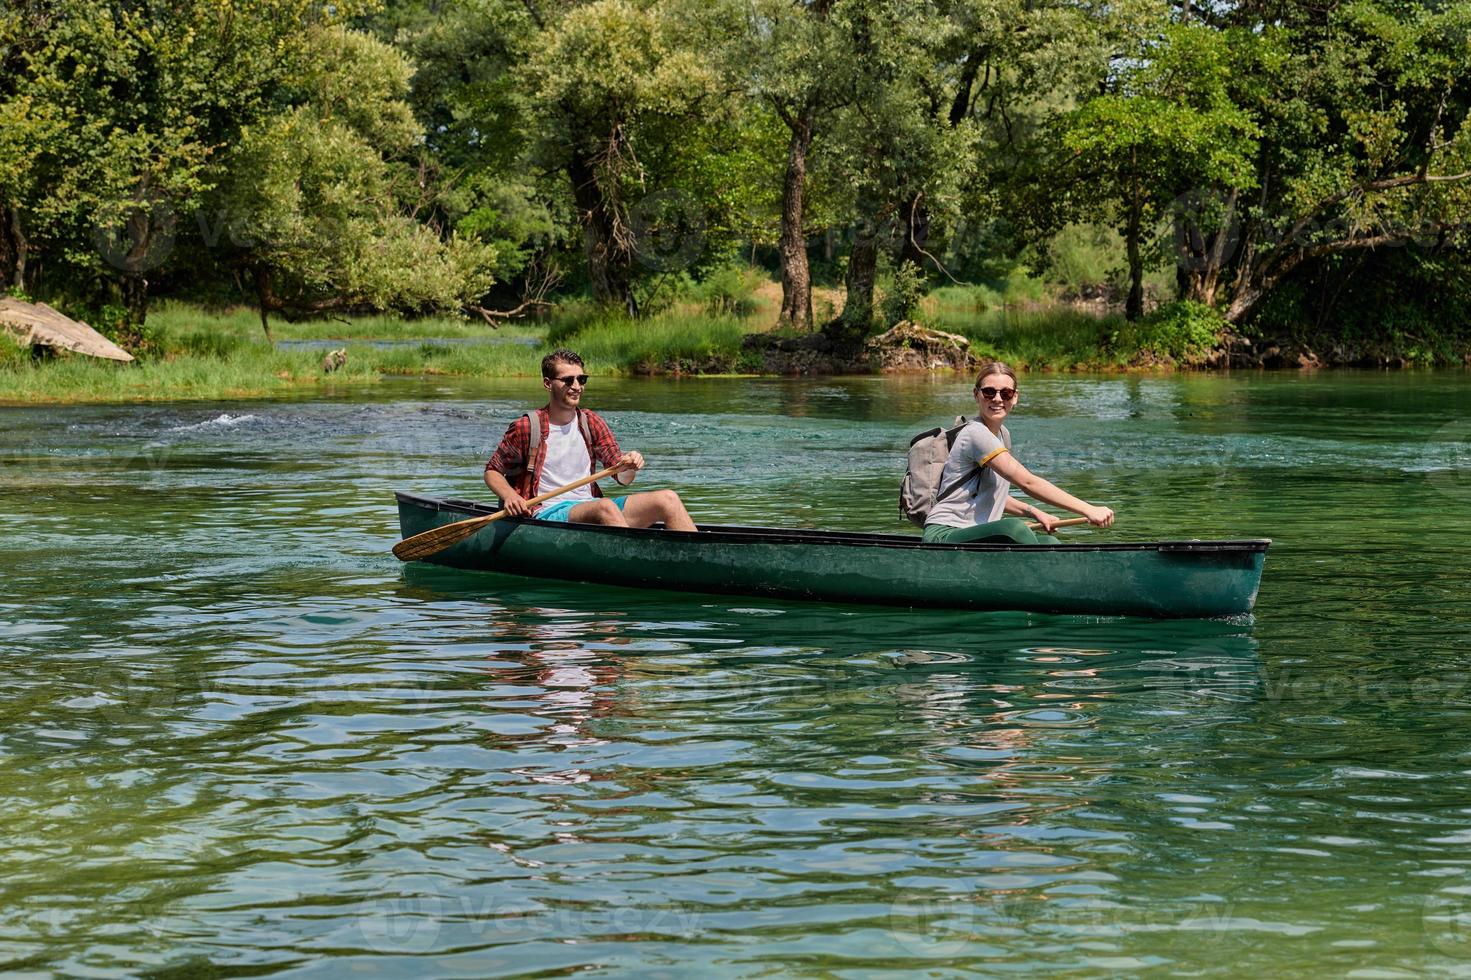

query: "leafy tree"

left=523, top=0, right=730, bottom=315
left=1054, top=23, right=1259, bottom=319
left=6, top=0, right=343, bottom=317
left=1209, top=1, right=1471, bottom=324
left=0, top=1, right=61, bottom=291
left=743, top=0, right=858, bottom=330
left=373, top=0, right=571, bottom=309
left=4, top=0, right=497, bottom=329
left=213, top=26, right=497, bottom=337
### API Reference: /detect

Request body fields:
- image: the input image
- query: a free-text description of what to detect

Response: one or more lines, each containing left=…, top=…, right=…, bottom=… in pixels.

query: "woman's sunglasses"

left=552, top=374, right=590, bottom=386
left=977, top=386, right=1017, bottom=401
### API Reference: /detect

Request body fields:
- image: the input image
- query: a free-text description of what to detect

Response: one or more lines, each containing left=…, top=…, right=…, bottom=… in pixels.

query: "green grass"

left=0, top=300, right=770, bottom=403
left=946, top=308, right=1129, bottom=370
left=148, top=301, right=546, bottom=344
left=546, top=307, right=754, bottom=374
left=3, top=274, right=1193, bottom=403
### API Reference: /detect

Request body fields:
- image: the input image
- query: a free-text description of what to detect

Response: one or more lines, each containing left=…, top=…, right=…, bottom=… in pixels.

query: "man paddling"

left=484, top=349, right=697, bottom=531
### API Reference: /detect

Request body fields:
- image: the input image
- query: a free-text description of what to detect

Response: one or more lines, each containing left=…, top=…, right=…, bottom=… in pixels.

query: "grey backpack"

left=899, top=416, right=979, bottom=526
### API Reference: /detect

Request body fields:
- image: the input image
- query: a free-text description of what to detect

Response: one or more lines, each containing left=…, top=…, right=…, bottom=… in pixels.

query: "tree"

left=5, top=0, right=347, bottom=318
left=1208, top=2, right=1471, bottom=324
left=744, top=0, right=858, bottom=331
left=1054, top=24, right=1259, bottom=319
left=0, top=1, right=62, bottom=292
left=214, top=26, right=497, bottom=337
left=523, top=0, right=728, bottom=315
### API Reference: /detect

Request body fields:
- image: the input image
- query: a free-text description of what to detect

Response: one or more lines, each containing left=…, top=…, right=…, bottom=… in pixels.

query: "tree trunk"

left=1124, top=161, right=1145, bottom=321
left=1224, top=282, right=1264, bottom=324
left=1175, top=188, right=1238, bottom=307
left=120, top=275, right=150, bottom=324
left=896, top=193, right=930, bottom=270
left=567, top=148, right=638, bottom=318
left=1124, top=211, right=1144, bottom=322
left=0, top=204, right=27, bottom=292
left=778, top=109, right=816, bottom=331
left=253, top=266, right=275, bottom=342
left=830, top=217, right=879, bottom=344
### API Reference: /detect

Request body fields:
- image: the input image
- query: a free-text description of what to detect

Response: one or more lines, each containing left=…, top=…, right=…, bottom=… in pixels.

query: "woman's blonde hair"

left=973, top=360, right=1018, bottom=391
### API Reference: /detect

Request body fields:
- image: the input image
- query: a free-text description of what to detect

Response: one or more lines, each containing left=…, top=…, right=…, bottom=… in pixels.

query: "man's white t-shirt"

left=538, top=419, right=594, bottom=503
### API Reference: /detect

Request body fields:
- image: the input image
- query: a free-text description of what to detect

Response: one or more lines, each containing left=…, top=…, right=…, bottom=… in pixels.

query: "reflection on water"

left=2, top=373, right=1470, bottom=974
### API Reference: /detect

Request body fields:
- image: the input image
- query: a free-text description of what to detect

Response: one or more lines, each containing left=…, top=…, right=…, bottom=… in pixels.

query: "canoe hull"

left=395, top=492, right=1268, bottom=618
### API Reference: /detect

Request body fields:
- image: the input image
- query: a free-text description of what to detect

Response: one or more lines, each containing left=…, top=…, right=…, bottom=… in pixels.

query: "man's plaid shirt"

left=484, top=406, right=623, bottom=504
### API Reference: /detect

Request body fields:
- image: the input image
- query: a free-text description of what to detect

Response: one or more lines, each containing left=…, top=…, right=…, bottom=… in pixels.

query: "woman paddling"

left=924, top=361, right=1115, bottom=545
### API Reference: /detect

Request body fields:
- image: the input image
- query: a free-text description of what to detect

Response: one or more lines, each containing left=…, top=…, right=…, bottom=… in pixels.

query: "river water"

left=2, top=372, right=1470, bottom=976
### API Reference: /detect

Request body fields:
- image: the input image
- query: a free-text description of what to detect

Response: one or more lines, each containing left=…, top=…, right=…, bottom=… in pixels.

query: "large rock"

left=861, top=321, right=976, bottom=372
left=0, top=297, right=134, bottom=361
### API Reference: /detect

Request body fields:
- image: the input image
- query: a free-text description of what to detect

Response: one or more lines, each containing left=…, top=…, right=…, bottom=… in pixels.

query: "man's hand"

left=499, top=490, right=534, bottom=517
left=1030, top=509, right=1062, bottom=533
left=617, top=451, right=645, bottom=472
left=1085, top=505, right=1115, bottom=528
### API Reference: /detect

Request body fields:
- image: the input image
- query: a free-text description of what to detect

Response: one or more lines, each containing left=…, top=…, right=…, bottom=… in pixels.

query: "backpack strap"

left=525, top=410, right=542, bottom=457
left=935, top=467, right=982, bottom=504
left=501, top=410, right=542, bottom=479
left=933, top=418, right=982, bottom=504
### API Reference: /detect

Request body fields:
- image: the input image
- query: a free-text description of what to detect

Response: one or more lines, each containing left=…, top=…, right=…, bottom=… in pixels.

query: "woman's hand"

left=1030, top=509, right=1062, bottom=533
left=1084, top=505, right=1114, bottom=528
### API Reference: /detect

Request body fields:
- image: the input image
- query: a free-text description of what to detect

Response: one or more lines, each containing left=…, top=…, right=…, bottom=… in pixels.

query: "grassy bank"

left=0, top=300, right=774, bottom=404
left=15, top=273, right=1448, bottom=404
left=0, top=292, right=1212, bottom=404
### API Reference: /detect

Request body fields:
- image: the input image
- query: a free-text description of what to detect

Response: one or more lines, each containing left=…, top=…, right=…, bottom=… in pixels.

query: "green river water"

left=2, top=372, right=1470, bottom=976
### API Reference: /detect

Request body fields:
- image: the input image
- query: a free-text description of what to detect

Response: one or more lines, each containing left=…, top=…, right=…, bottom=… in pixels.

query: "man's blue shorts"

left=536, top=495, right=628, bottom=523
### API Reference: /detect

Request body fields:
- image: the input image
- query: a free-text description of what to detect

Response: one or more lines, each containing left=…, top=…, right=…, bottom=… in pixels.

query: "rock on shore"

left=740, top=321, right=979, bottom=375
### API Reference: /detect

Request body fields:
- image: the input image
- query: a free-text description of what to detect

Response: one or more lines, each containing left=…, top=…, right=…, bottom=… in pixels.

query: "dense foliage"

left=2, top=0, right=1468, bottom=357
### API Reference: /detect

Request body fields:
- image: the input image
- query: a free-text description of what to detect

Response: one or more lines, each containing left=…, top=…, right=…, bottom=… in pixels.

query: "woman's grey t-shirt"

left=925, top=422, right=1012, bottom=528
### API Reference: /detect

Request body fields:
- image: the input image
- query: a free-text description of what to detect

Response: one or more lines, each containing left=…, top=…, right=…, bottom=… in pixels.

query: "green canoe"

left=395, top=492, right=1269, bottom=618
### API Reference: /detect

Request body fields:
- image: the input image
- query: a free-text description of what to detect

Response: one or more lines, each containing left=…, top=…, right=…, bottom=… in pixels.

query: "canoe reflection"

left=398, top=562, right=1262, bottom=755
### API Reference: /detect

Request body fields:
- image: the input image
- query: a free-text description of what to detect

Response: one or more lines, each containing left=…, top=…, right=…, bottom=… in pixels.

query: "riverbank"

left=2, top=293, right=1464, bottom=404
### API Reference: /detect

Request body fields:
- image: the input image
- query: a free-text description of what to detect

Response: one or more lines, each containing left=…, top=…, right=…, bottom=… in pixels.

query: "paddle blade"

left=392, top=514, right=493, bottom=562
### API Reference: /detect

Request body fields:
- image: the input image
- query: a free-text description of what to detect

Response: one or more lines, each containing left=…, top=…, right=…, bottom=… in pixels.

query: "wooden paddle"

left=393, top=464, right=625, bottom=562
left=1025, top=516, right=1093, bottom=532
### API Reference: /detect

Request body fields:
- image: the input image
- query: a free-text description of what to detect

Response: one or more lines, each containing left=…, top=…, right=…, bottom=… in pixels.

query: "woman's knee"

left=995, top=517, right=1029, bottom=534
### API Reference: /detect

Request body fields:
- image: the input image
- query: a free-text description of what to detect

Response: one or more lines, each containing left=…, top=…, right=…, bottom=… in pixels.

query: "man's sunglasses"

left=977, top=386, right=1017, bottom=401
left=551, top=374, right=590, bottom=386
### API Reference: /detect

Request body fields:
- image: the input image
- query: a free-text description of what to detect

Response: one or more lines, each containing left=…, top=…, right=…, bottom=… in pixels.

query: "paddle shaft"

left=392, top=464, right=625, bottom=562
left=1025, top=516, right=1093, bottom=532
left=500, top=463, right=625, bottom=515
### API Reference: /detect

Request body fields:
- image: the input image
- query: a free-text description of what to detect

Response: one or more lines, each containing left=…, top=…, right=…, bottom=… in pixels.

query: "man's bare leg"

left=566, top=498, right=630, bottom=526
left=618, top=490, right=697, bottom=532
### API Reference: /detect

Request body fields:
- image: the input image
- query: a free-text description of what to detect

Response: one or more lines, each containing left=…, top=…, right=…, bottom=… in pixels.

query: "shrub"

left=0, top=328, right=29, bottom=369
left=1111, top=300, right=1226, bottom=364
left=881, top=262, right=928, bottom=326
left=88, top=304, right=168, bottom=359
left=694, top=262, right=762, bottom=317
